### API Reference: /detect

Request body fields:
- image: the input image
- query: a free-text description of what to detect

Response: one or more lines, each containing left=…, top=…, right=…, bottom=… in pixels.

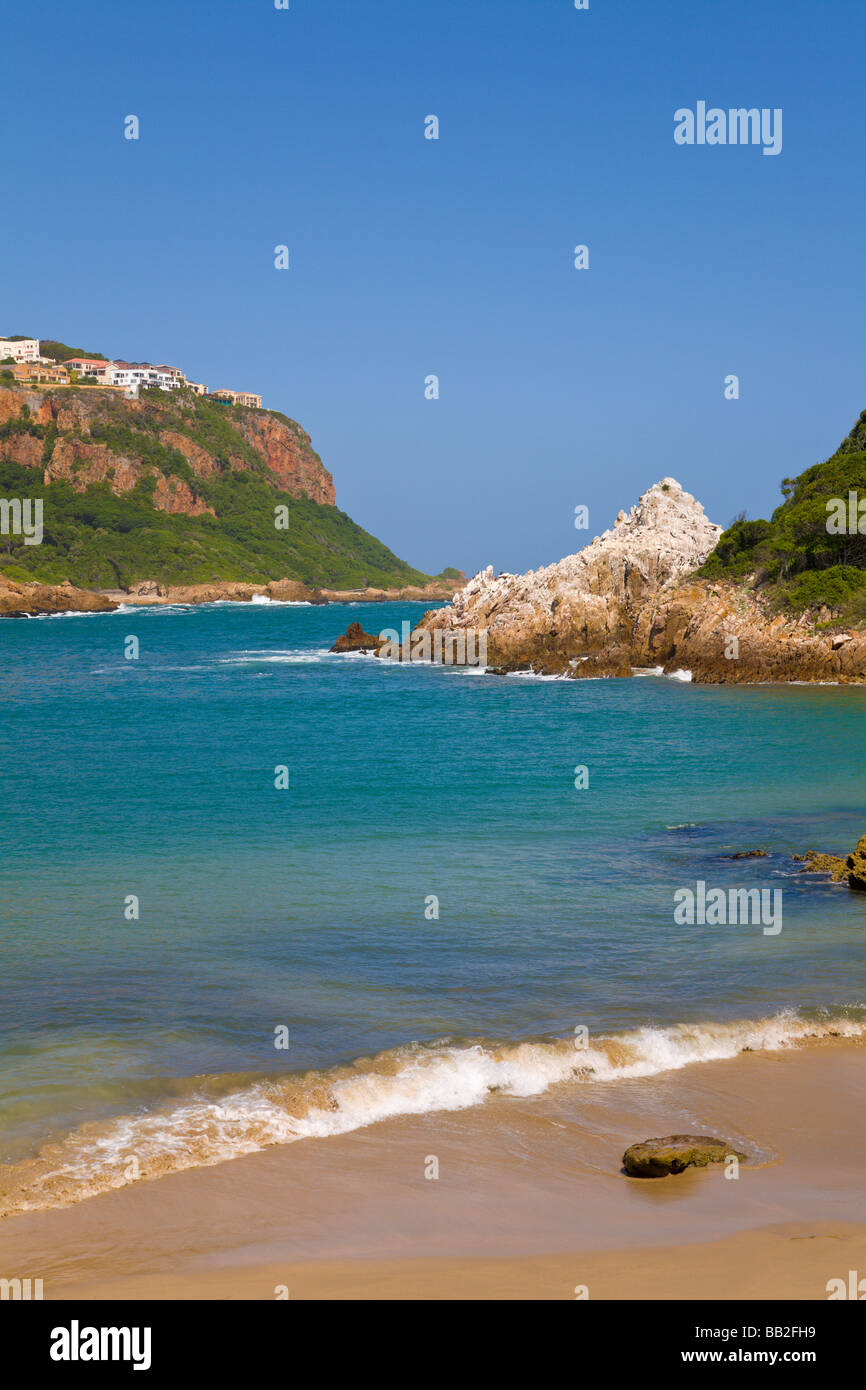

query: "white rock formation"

left=421, top=479, right=722, bottom=662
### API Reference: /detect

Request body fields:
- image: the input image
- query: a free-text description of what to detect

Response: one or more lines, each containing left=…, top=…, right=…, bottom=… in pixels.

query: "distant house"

left=110, top=362, right=185, bottom=391
left=65, top=357, right=113, bottom=382
left=0, top=336, right=41, bottom=363
left=10, top=361, right=69, bottom=385
left=11, top=341, right=259, bottom=407
left=210, top=388, right=263, bottom=409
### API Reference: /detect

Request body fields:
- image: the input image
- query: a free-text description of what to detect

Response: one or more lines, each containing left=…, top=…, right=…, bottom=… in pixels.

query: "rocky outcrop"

left=634, top=579, right=866, bottom=683
left=159, top=431, right=223, bottom=480
left=0, top=577, right=117, bottom=617
left=420, top=479, right=722, bottom=668
left=794, top=851, right=850, bottom=882
left=317, top=579, right=461, bottom=604
left=330, top=621, right=383, bottom=652
left=416, top=474, right=866, bottom=684
left=847, top=835, right=866, bottom=891
left=0, top=430, right=43, bottom=469
left=113, top=578, right=318, bottom=607
left=796, top=834, right=866, bottom=890
left=622, top=1135, right=745, bottom=1178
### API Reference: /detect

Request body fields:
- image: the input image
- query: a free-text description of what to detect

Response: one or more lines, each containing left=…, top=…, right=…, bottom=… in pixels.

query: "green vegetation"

left=700, top=410, right=866, bottom=617
left=39, top=340, right=109, bottom=364
left=0, top=457, right=433, bottom=589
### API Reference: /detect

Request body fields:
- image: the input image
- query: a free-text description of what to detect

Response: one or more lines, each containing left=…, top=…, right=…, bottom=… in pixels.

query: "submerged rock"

left=622, top=1134, right=745, bottom=1178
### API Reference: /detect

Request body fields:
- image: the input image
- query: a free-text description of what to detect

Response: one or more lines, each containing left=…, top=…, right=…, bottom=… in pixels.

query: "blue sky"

left=2, top=0, right=863, bottom=576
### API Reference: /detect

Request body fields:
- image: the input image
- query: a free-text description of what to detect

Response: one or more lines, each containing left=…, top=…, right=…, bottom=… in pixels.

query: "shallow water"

left=1, top=600, right=865, bottom=1199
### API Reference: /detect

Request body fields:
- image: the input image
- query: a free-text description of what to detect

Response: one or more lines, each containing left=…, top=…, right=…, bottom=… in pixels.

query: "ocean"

left=1, top=598, right=865, bottom=1214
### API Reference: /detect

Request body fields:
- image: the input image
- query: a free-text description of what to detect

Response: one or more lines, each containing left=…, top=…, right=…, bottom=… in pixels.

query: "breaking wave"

left=0, top=1008, right=862, bottom=1219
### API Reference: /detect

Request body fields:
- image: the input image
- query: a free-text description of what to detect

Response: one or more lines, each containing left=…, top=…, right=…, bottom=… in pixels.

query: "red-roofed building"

left=65, top=357, right=112, bottom=381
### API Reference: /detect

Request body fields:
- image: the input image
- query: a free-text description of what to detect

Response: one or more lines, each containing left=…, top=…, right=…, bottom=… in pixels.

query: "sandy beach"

left=2, top=1039, right=862, bottom=1301
left=36, top=1225, right=866, bottom=1301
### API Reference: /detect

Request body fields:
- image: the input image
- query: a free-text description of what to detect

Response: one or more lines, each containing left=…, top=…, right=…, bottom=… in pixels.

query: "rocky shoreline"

left=0, top=574, right=460, bottom=618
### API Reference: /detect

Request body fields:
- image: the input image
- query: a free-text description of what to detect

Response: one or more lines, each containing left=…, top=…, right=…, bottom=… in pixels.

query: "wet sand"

left=1, top=1041, right=863, bottom=1300
left=44, top=1223, right=866, bottom=1300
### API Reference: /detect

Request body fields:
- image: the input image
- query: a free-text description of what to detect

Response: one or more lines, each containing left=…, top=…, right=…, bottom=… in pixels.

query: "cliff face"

left=44, top=435, right=215, bottom=517
left=0, top=386, right=335, bottom=512
left=233, top=411, right=334, bottom=505
left=421, top=479, right=722, bottom=666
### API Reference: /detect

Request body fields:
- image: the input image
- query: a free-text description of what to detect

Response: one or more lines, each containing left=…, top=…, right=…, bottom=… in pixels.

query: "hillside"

left=37, top=340, right=109, bottom=364
left=0, top=381, right=436, bottom=591
left=700, top=409, right=866, bottom=618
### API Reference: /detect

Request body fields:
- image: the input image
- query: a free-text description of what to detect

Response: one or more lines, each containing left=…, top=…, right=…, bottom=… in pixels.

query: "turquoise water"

left=1, top=600, right=865, bottom=1188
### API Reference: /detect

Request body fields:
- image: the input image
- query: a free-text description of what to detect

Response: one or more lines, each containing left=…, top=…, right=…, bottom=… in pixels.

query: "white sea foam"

left=2, top=1009, right=861, bottom=1217
left=248, top=595, right=313, bottom=606
left=121, top=604, right=192, bottom=617
left=218, top=648, right=330, bottom=665
left=504, top=670, right=570, bottom=682
left=32, top=609, right=118, bottom=620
